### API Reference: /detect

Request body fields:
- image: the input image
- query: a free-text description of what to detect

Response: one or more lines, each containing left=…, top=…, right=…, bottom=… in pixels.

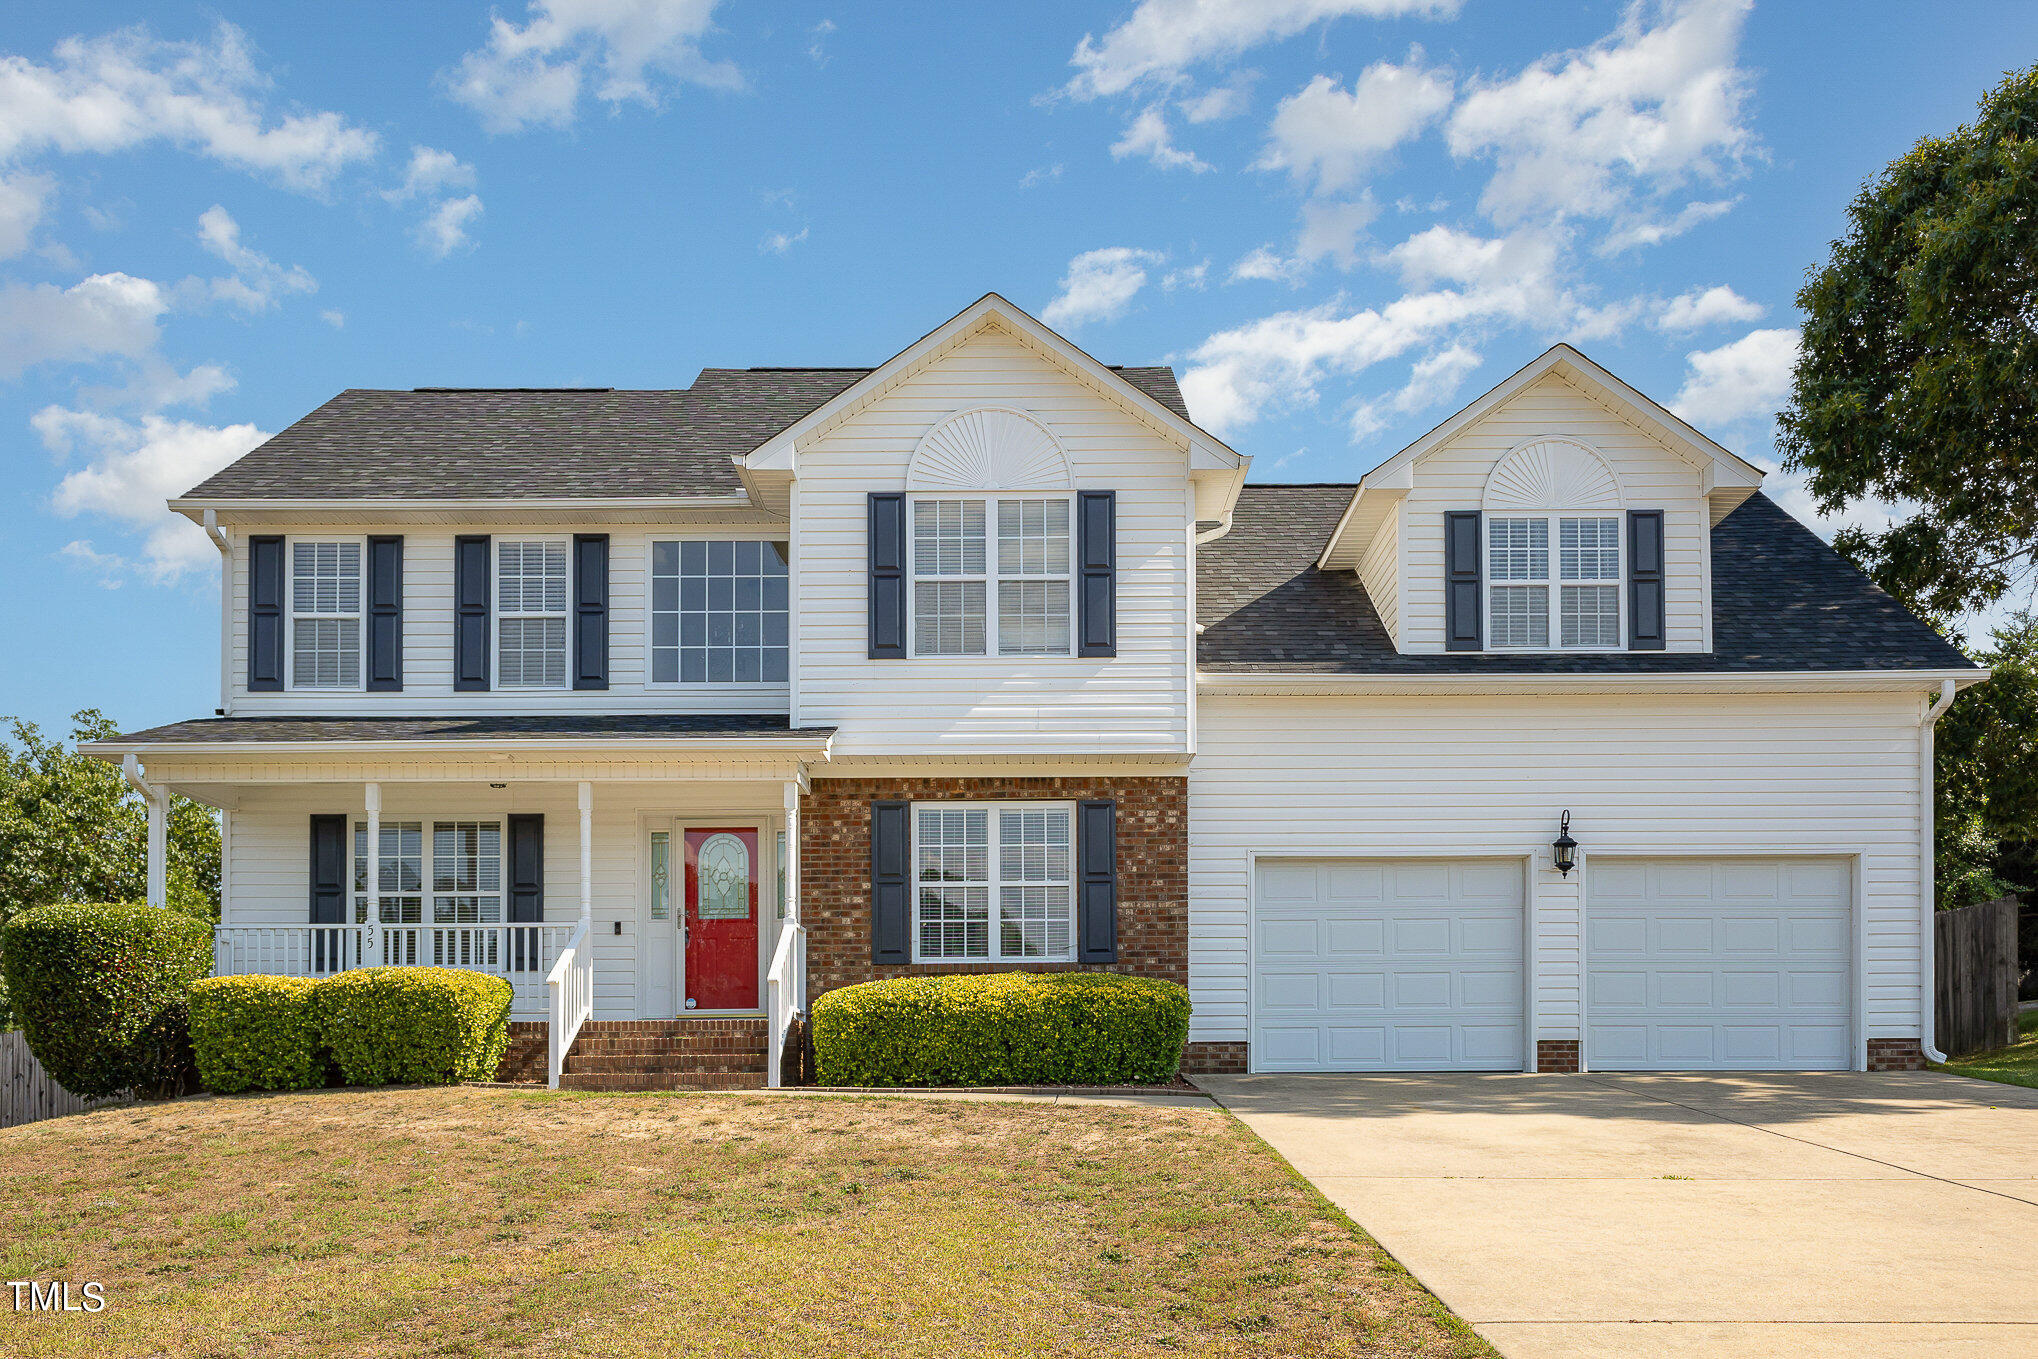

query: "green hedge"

left=307, top=968, right=512, bottom=1086
left=812, top=972, right=1190, bottom=1087
left=188, top=976, right=326, bottom=1093
left=0, top=901, right=213, bottom=1099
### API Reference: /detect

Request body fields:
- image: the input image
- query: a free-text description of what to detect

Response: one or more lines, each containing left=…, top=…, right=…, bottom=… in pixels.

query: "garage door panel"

left=1588, top=857, right=1851, bottom=1072
left=1252, top=858, right=1524, bottom=1072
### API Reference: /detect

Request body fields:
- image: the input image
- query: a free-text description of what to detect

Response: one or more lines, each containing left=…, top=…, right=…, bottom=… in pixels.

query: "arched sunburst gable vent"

left=905, top=406, right=1073, bottom=492
left=1482, top=436, right=1622, bottom=511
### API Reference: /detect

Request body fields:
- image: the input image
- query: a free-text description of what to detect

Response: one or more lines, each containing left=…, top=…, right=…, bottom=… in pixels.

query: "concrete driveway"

left=1200, top=1071, right=2038, bottom=1358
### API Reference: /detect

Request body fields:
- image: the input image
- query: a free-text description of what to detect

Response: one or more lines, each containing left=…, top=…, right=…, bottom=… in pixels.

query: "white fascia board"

left=80, top=734, right=837, bottom=762
left=172, top=495, right=758, bottom=524
left=739, top=292, right=1245, bottom=477
left=1197, top=668, right=1990, bottom=697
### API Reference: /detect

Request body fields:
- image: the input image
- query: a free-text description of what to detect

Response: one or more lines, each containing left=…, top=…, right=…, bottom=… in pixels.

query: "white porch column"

left=784, top=778, right=803, bottom=1011
left=364, top=782, right=381, bottom=960
left=124, top=754, right=167, bottom=909
left=577, top=781, right=594, bottom=928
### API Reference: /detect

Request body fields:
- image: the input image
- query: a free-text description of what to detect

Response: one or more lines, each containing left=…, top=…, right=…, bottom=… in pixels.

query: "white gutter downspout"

left=1919, top=679, right=1957, bottom=1064
left=203, top=509, right=232, bottom=715
left=122, top=754, right=168, bottom=910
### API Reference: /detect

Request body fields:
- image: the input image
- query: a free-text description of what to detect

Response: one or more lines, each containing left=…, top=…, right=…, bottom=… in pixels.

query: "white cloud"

left=1256, top=59, right=1453, bottom=194
left=0, top=272, right=166, bottom=378
left=320, top=309, right=345, bottom=328
left=58, top=539, right=129, bottom=589
left=388, top=145, right=477, bottom=200
left=1668, top=326, right=1798, bottom=426
left=1294, top=197, right=1379, bottom=268
left=1656, top=283, right=1762, bottom=331
left=807, top=19, right=837, bottom=66
left=1598, top=194, right=1738, bottom=253
left=0, top=24, right=378, bottom=191
left=759, top=225, right=808, bottom=255
left=1019, top=162, right=1064, bottom=189
left=1447, top=0, right=1755, bottom=228
left=1348, top=342, right=1482, bottom=436
left=1042, top=247, right=1163, bottom=328
left=1228, top=245, right=1309, bottom=286
left=0, top=170, right=54, bottom=259
left=40, top=407, right=269, bottom=582
left=1065, top=0, right=1462, bottom=101
left=1162, top=259, right=1210, bottom=290
left=447, top=0, right=742, bottom=133
left=194, top=205, right=316, bottom=312
left=1180, top=77, right=1252, bottom=123
left=416, top=194, right=483, bottom=257
left=1111, top=106, right=1211, bottom=172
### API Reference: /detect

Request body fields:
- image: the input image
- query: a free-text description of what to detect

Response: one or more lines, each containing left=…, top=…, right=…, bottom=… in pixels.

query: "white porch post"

left=124, top=754, right=167, bottom=909
left=364, top=782, right=381, bottom=962
left=577, top=781, right=594, bottom=929
left=783, top=779, right=803, bottom=1009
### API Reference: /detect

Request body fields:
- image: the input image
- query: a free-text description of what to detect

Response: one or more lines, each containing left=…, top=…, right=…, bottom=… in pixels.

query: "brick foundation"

left=495, top=1020, right=548, bottom=1083
left=1536, top=1039, right=1582, bottom=1073
left=1181, top=1042, right=1248, bottom=1075
left=1866, top=1038, right=1926, bottom=1072
left=800, top=775, right=1188, bottom=999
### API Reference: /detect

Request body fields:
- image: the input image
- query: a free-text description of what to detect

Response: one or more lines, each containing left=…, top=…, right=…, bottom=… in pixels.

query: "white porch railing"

left=212, top=924, right=577, bottom=1019
left=546, top=920, right=594, bottom=1090
left=766, top=920, right=805, bottom=1090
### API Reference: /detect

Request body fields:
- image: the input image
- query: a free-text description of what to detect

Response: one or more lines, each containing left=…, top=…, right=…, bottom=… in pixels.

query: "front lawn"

left=1939, top=1008, right=2038, bottom=1091
left=0, top=1088, right=1488, bottom=1358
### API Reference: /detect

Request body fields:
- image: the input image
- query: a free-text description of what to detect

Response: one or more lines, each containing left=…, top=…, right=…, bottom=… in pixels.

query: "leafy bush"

left=812, top=972, right=1190, bottom=1087
left=189, top=976, right=327, bottom=1093
left=308, top=968, right=512, bottom=1086
left=0, top=901, right=213, bottom=1098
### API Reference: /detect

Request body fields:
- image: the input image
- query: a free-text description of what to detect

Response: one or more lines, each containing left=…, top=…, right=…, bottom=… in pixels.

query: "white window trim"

left=909, top=799, right=1077, bottom=965
left=904, top=493, right=1077, bottom=660
left=644, top=537, right=792, bottom=689
left=351, top=817, right=504, bottom=926
left=493, top=535, right=571, bottom=691
left=284, top=534, right=367, bottom=692
left=1483, top=512, right=1626, bottom=653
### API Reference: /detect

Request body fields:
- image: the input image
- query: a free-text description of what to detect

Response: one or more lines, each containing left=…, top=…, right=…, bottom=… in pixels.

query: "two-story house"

left=85, top=293, right=1982, bottom=1088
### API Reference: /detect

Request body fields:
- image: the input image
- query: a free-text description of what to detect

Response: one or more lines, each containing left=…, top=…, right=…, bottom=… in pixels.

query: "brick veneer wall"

left=800, top=775, right=1188, bottom=998
left=1181, top=1042, right=1248, bottom=1074
left=1535, top=1039, right=1581, bottom=1074
left=1866, top=1038, right=1925, bottom=1072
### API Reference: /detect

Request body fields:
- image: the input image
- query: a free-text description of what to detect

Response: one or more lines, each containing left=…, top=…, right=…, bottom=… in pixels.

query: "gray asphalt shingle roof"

left=179, top=366, right=1193, bottom=502
left=1197, top=484, right=1976, bottom=674
left=100, top=715, right=832, bottom=745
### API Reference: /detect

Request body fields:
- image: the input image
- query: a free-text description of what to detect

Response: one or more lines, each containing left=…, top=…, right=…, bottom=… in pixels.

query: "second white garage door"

left=1253, top=857, right=1525, bottom=1071
left=1586, top=857, right=1853, bottom=1070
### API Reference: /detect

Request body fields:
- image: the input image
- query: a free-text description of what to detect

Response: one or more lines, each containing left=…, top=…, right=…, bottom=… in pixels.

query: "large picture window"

left=289, top=540, right=362, bottom=688
left=909, top=496, right=1072, bottom=657
left=1487, top=515, right=1622, bottom=650
left=496, top=539, right=569, bottom=688
left=912, top=802, right=1073, bottom=962
left=650, top=540, right=789, bottom=684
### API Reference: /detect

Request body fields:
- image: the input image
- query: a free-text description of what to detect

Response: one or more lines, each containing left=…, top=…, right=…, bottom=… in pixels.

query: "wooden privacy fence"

left=1936, top=894, right=2021, bottom=1059
left=0, top=1029, right=129, bottom=1129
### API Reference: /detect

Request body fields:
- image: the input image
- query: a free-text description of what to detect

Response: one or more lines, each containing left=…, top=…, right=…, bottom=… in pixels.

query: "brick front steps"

left=494, top=1018, right=771, bottom=1090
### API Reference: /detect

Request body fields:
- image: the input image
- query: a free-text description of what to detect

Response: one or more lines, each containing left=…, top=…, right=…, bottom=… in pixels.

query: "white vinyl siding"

left=288, top=539, right=363, bottom=689
left=496, top=540, right=569, bottom=688
left=1357, top=501, right=1402, bottom=646
left=1187, top=690, right=1927, bottom=1056
left=913, top=802, right=1074, bottom=963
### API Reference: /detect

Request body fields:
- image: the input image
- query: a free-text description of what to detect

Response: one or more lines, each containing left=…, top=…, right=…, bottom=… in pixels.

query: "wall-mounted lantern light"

left=1552, top=810, right=1578, bottom=877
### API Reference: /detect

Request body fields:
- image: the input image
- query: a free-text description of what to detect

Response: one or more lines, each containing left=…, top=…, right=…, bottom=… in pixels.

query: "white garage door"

left=1587, top=858, right=1852, bottom=1071
left=1253, top=857, right=1525, bottom=1072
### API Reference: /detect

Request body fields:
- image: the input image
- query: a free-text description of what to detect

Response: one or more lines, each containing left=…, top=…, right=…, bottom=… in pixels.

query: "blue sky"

left=2, top=0, right=2032, bottom=737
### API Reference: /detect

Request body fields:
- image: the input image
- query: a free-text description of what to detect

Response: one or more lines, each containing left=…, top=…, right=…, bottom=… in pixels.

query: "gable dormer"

left=1318, top=345, right=1764, bottom=656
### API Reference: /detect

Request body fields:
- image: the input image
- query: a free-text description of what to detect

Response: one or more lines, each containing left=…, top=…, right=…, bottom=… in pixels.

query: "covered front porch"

left=84, top=716, right=834, bottom=1088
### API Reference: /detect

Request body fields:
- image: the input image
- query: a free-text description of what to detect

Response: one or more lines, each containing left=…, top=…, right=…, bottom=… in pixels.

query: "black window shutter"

left=1444, top=511, right=1483, bottom=652
left=572, top=534, right=609, bottom=690
left=366, top=535, right=403, bottom=691
left=309, top=814, right=347, bottom=924
left=248, top=535, right=285, bottom=691
left=868, top=493, right=906, bottom=659
left=507, top=813, right=544, bottom=970
left=1077, top=490, right=1117, bottom=657
left=454, top=534, right=491, bottom=691
left=1078, top=799, right=1118, bottom=963
left=870, top=800, right=910, bottom=963
left=1628, top=509, right=1666, bottom=651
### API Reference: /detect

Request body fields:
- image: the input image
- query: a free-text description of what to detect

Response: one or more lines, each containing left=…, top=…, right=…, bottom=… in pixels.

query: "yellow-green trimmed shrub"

left=189, top=976, right=326, bottom=1093
left=308, top=968, right=512, bottom=1086
left=1, top=901, right=212, bottom=1098
left=812, top=972, right=1190, bottom=1087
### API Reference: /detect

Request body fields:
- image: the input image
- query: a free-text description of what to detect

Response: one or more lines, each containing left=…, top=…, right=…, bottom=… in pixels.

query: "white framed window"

left=496, top=539, right=569, bottom=688
left=432, top=821, right=503, bottom=924
left=1487, top=514, right=1623, bottom=651
left=288, top=539, right=363, bottom=689
left=912, top=801, right=1074, bottom=963
left=353, top=821, right=424, bottom=924
left=908, top=496, right=1072, bottom=657
left=649, top=539, right=790, bottom=685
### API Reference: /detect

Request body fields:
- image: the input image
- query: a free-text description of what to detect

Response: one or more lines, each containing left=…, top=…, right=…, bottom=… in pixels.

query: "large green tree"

left=1780, top=65, right=2038, bottom=622
left=0, top=711, right=219, bottom=1028
left=1934, top=615, right=2038, bottom=909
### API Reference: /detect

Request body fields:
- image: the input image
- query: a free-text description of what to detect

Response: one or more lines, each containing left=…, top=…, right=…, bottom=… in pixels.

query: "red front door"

left=684, top=827, right=759, bottom=1010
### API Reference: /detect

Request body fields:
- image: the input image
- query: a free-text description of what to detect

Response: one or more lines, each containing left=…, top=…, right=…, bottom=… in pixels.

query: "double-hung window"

left=351, top=819, right=501, bottom=967
left=649, top=540, right=790, bottom=684
left=913, top=802, right=1074, bottom=962
left=1487, top=515, right=1622, bottom=650
left=496, top=540, right=569, bottom=688
left=353, top=821, right=424, bottom=924
left=909, top=496, right=1072, bottom=656
left=289, top=540, right=363, bottom=688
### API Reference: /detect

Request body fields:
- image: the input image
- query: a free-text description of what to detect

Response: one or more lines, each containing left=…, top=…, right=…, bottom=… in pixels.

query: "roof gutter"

left=1918, top=678, right=1958, bottom=1065
left=79, top=734, right=838, bottom=762
left=1196, top=668, right=1991, bottom=697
